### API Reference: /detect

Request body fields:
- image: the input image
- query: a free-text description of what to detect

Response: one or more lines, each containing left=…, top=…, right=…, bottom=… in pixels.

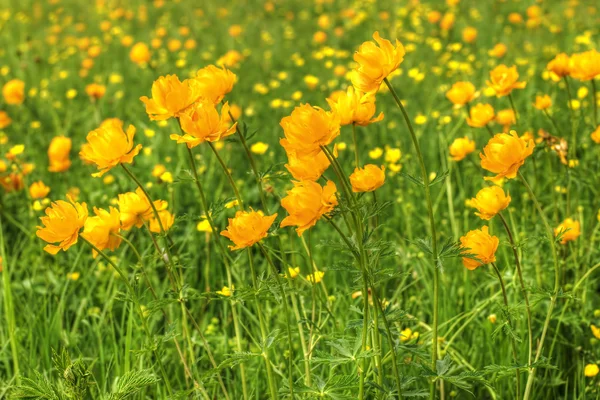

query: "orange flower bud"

left=449, top=137, right=476, bottom=161
left=533, top=94, right=552, bottom=110
left=0, top=111, right=12, bottom=129
left=48, top=136, right=72, bottom=173
left=2, top=79, right=25, bottom=105
left=554, top=218, right=581, bottom=244
left=349, top=164, right=385, bottom=192
left=460, top=226, right=499, bottom=270
left=470, top=186, right=511, bottom=220
left=29, top=181, right=51, bottom=199
left=446, top=82, right=476, bottom=106
left=129, top=42, right=151, bottom=64
left=280, top=180, right=338, bottom=236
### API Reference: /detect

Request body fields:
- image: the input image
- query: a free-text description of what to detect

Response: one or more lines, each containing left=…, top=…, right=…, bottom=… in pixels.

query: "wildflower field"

left=1, top=0, right=600, bottom=399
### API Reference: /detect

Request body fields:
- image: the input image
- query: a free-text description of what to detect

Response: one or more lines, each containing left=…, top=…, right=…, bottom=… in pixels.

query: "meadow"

left=0, top=0, right=599, bottom=399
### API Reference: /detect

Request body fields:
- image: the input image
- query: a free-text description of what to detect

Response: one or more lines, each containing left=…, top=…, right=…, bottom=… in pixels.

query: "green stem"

left=384, top=78, right=439, bottom=399
left=591, top=79, right=598, bottom=127
left=498, top=213, right=533, bottom=378
left=207, top=142, right=243, bottom=208
left=519, top=171, right=561, bottom=400
left=490, top=262, right=521, bottom=400
left=352, top=122, right=360, bottom=169
left=508, top=93, right=519, bottom=125
left=258, top=243, right=295, bottom=398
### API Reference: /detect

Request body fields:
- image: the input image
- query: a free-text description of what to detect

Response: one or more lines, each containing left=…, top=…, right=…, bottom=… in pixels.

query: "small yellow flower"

left=306, top=271, right=325, bottom=284
left=585, top=364, right=599, bottom=378
left=216, top=285, right=234, bottom=297
left=287, top=267, right=300, bottom=279
left=251, top=142, right=269, bottom=155
left=67, top=272, right=81, bottom=281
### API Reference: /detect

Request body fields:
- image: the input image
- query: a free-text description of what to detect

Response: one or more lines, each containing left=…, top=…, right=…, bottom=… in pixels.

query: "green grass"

left=1, top=0, right=600, bottom=399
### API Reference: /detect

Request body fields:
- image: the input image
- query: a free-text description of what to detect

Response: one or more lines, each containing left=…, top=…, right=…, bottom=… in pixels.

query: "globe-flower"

left=140, top=75, right=202, bottom=120
left=80, top=120, right=142, bottom=177
left=326, top=86, right=383, bottom=126
left=470, top=186, right=511, bottom=220
left=173, top=101, right=237, bottom=148
left=349, top=164, right=385, bottom=192
left=48, top=136, right=72, bottom=172
left=585, top=364, right=600, bottom=378
left=486, top=65, right=526, bottom=97
left=85, top=83, right=106, bottom=100
left=569, top=50, right=600, bottom=81
left=129, top=42, right=151, bottom=64
left=118, top=187, right=168, bottom=230
left=449, top=137, right=476, bottom=161
left=351, top=31, right=405, bottom=93
left=480, top=131, right=535, bottom=181
left=220, top=209, right=277, bottom=250
left=280, top=180, right=338, bottom=236
left=446, top=82, right=476, bottom=106
left=459, top=226, right=499, bottom=270
left=546, top=53, right=570, bottom=79
left=2, top=79, right=25, bottom=105
left=285, top=149, right=330, bottom=181
left=280, top=104, right=340, bottom=156
left=467, top=103, right=495, bottom=127
left=29, top=181, right=51, bottom=199
left=82, top=207, right=122, bottom=257
left=0, top=111, right=12, bottom=129
left=496, top=109, right=516, bottom=131
left=591, top=126, right=600, bottom=144
left=195, top=65, right=236, bottom=104
left=533, top=95, right=552, bottom=110
left=36, top=196, right=88, bottom=254
left=149, top=209, right=175, bottom=233
left=554, top=218, right=581, bottom=244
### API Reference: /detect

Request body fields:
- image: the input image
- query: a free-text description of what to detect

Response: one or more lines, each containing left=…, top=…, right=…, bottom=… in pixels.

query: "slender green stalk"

left=207, top=142, right=243, bottom=208
left=498, top=213, right=533, bottom=378
left=258, top=243, right=295, bottom=398
left=352, top=122, right=360, bottom=169
left=0, top=216, right=20, bottom=384
left=508, top=93, right=519, bottom=125
left=518, top=171, right=561, bottom=400
left=542, top=109, right=563, bottom=136
left=485, top=124, right=495, bottom=138
left=184, top=146, right=248, bottom=400
left=591, top=79, right=598, bottom=127
left=384, top=78, right=439, bottom=399
left=563, top=76, right=577, bottom=160
left=248, top=249, right=279, bottom=400
left=79, top=236, right=175, bottom=396
left=490, top=263, right=521, bottom=399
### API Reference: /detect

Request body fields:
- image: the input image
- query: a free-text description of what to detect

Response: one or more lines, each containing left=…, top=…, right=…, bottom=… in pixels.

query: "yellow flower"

left=66, top=272, right=80, bottom=281
left=569, top=50, right=600, bottom=81
left=129, top=42, right=151, bottom=64
left=250, top=142, right=269, bottom=155
left=36, top=195, right=88, bottom=255
left=306, top=271, right=325, bottom=284
left=470, top=186, right=511, bottom=220
left=197, top=218, right=212, bottom=233
left=117, top=187, right=168, bottom=230
left=496, top=109, right=516, bottom=130
left=480, top=132, right=534, bottom=181
left=585, top=364, right=599, bottom=378
left=326, top=86, right=384, bottom=126
left=400, top=327, right=414, bottom=342
left=488, top=43, right=507, bottom=58
left=80, top=120, right=142, bottom=177
left=2, top=79, right=25, bottom=105
left=280, top=180, right=338, bottom=236
left=0, top=111, right=12, bottom=129
left=140, top=75, right=202, bottom=120
left=349, top=164, right=385, bottom=192
left=460, top=226, right=499, bottom=270
left=533, top=95, right=552, bottom=110
left=173, top=101, right=237, bottom=148
left=216, top=285, right=234, bottom=297
left=29, top=181, right=51, bottom=199
left=85, top=83, right=106, bottom=100
left=449, top=137, right=476, bottom=161
left=82, top=207, right=122, bottom=258
left=220, top=209, right=277, bottom=250
left=284, top=149, right=331, bottom=181
left=462, top=26, right=477, bottom=43
left=149, top=209, right=175, bottom=233
left=351, top=31, right=405, bottom=93
left=288, top=267, right=300, bottom=279
left=48, top=136, right=72, bottom=172
left=446, top=82, right=476, bottom=106
left=194, top=65, right=236, bottom=104
left=547, top=53, right=570, bottom=79
left=280, top=104, right=340, bottom=156
left=467, top=103, right=495, bottom=127
left=591, top=324, right=600, bottom=339
left=486, top=65, right=526, bottom=97
left=554, top=218, right=581, bottom=244
left=591, top=126, right=600, bottom=144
